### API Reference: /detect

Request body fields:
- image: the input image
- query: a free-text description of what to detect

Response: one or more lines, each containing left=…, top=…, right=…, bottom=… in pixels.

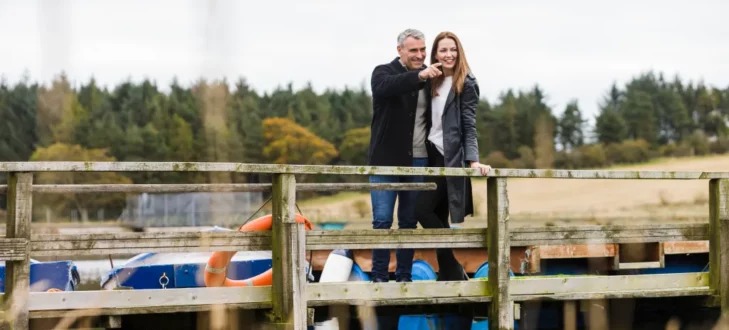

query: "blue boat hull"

left=101, top=252, right=273, bottom=290
left=0, top=260, right=79, bottom=292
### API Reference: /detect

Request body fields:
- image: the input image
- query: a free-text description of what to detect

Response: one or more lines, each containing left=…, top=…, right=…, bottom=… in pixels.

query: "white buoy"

left=314, top=250, right=354, bottom=330
left=319, top=249, right=354, bottom=283
left=314, top=318, right=340, bottom=330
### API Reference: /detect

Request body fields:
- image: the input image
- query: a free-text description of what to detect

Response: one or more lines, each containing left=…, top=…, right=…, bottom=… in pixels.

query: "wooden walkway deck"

left=0, top=162, right=727, bottom=329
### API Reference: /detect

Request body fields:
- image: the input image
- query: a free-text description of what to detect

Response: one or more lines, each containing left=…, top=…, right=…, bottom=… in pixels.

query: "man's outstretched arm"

left=370, top=65, right=424, bottom=98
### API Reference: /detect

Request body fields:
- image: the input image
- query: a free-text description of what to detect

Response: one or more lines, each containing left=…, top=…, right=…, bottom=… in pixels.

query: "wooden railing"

left=0, top=162, right=728, bottom=330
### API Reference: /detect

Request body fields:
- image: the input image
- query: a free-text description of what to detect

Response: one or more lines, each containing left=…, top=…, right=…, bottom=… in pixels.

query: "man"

left=368, top=28, right=443, bottom=284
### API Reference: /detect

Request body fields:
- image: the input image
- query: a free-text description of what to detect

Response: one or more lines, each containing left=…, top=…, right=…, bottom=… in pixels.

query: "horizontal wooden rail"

left=0, top=182, right=436, bottom=194
left=2, top=161, right=727, bottom=179
left=511, top=223, right=709, bottom=246
left=29, top=231, right=272, bottom=257
left=11, top=224, right=708, bottom=258
left=24, top=286, right=273, bottom=313
left=5, top=272, right=708, bottom=319
left=0, top=238, right=28, bottom=261
left=307, top=281, right=491, bottom=306
left=306, top=228, right=488, bottom=250
left=509, top=272, right=710, bottom=301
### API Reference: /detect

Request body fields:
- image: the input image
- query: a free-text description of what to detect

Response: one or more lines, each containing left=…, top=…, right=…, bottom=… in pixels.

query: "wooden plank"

left=26, top=287, right=272, bottom=311
left=13, top=273, right=709, bottom=316
left=30, top=231, right=271, bottom=256
left=510, top=272, right=709, bottom=300
left=615, top=261, right=662, bottom=270
left=709, top=179, right=729, bottom=317
left=31, top=183, right=271, bottom=193
left=488, top=177, right=513, bottom=330
left=2, top=161, right=726, bottom=179
left=31, top=231, right=270, bottom=241
left=719, top=219, right=729, bottom=318
left=0, top=162, right=484, bottom=177
left=663, top=241, right=709, bottom=254
left=537, top=244, right=616, bottom=259
left=715, top=179, right=729, bottom=316
left=28, top=303, right=273, bottom=319
left=22, top=282, right=487, bottom=312
left=511, top=223, right=709, bottom=246
left=306, top=228, right=488, bottom=250
left=0, top=238, right=28, bottom=261
left=20, top=182, right=436, bottom=194
left=306, top=281, right=491, bottom=306
left=488, top=168, right=717, bottom=179
left=719, top=218, right=729, bottom=318
left=270, top=174, right=306, bottom=329
left=5, top=172, right=33, bottom=330
left=514, top=287, right=712, bottom=302
left=27, top=226, right=708, bottom=258
left=513, top=223, right=710, bottom=232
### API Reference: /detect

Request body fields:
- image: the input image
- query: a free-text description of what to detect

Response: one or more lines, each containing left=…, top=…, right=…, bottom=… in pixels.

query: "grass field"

left=299, top=155, right=729, bottom=229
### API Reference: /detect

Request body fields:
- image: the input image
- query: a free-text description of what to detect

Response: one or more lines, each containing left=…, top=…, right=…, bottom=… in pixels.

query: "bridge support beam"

left=270, top=174, right=307, bottom=329
left=3, top=172, right=33, bottom=330
left=709, top=179, right=729, bottom=318
left=488, top=177, right=513, bottom=330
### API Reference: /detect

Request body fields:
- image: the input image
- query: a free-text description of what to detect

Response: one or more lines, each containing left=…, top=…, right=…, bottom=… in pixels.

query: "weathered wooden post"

left=487, top=177, right=513, bottom=330
left=270, top=174, right=307, bottom=329
left=709, top=179, right=729, bottom=317
left=3, top=172, right=33, bottom=330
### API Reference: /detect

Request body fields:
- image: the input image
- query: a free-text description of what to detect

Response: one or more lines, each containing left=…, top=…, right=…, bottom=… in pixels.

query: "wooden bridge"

left=0, top=162, right=728, bottom=329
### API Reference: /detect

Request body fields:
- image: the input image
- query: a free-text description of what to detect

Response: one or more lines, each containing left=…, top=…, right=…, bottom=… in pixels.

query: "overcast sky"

left=1, top=0, right=728, bottom=124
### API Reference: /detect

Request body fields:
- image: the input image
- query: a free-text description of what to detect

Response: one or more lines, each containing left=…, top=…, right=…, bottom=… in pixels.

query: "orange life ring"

left=204, top=214, right=313, bottom=287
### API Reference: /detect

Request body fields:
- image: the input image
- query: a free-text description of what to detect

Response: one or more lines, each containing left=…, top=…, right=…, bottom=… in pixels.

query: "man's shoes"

left=372, top=277, right=389, bottom=283
left=396, top=277, right=412, bottom=283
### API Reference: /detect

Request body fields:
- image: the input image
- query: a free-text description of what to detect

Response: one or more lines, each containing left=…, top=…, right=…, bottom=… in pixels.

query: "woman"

left=416, top=31, right=491, bottom=281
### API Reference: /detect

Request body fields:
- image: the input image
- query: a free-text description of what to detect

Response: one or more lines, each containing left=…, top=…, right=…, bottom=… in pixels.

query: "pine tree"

left=558, top=100, right=585, bottom=150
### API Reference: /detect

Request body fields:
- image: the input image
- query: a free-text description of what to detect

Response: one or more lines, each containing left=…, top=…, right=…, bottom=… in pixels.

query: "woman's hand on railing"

left=469, top=161, right=492, bottom=175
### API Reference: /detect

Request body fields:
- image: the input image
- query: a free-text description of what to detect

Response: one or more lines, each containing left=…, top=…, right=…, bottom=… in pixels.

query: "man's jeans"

left=369, top=157, right=428, bottom=282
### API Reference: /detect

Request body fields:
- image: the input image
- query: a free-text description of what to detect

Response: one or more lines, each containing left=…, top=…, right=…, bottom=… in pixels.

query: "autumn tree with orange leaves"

left=262, top=117, right=338, bottom=165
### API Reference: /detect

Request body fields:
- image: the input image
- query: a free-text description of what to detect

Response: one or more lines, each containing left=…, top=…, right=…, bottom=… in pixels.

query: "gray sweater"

left=412, top=88, right=428, bottom=158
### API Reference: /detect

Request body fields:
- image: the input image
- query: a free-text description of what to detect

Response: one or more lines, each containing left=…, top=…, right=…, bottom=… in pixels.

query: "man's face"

left=397, top=36, right=426, bottom=70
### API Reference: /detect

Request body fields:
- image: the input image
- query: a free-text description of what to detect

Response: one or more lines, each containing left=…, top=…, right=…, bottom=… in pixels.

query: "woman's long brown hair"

left=430, top=31, right=471, bottom=97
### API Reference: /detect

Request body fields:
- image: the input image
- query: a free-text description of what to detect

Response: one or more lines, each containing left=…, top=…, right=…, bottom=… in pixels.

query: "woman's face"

left=435, top=38, right=458, bottom=71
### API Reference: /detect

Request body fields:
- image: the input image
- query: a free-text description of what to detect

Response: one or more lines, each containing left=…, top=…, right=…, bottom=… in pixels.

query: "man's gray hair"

left=397, top=29, right=425, bottom=47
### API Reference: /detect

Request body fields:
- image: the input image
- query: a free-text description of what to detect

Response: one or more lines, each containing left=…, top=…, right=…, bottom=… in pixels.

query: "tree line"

left=1, top=71, right=728, bottom=219
left=478, top=72, right=729, bottom=169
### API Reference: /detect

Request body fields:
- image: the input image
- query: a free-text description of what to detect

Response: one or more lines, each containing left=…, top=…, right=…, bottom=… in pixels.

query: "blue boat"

left=99, top=230, right=719, bottom=330
left=100, top=250, right=274, bottom=290
left=101, top=226, right=316, bottom=290
left=0, top=259, right=79, bottom=292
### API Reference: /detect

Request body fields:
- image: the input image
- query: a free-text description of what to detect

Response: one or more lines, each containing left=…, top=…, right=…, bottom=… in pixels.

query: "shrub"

left=577, top=144, right=608, bottom=168
left=484, top=151, right=511, bottom=168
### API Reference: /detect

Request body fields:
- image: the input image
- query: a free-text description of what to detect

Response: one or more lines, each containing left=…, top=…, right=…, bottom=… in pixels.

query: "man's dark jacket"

left=367, top=57, right=426, bottom=166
